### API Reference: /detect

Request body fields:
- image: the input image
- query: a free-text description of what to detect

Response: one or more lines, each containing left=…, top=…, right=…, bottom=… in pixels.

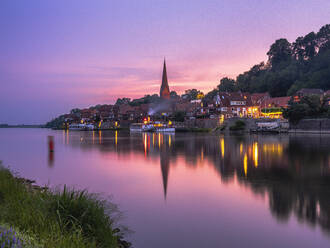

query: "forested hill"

left=216, top=24, right=330, bottom=97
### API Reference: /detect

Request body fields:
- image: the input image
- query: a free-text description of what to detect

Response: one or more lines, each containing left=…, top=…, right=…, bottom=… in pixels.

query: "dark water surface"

left=1, top=128, right=330, bottom=248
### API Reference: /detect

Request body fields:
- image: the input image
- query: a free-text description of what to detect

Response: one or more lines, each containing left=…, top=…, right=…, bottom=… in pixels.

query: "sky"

left=1, top=0, right=330, bottom=124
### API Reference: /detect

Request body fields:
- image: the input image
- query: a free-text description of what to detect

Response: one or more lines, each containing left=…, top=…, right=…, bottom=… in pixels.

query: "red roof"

left=260, top=96, right=291, bottom=108
left=100, top=111, right=110, bottom=118
left=218, top=92, right=253, bottom=107
left=251, top=92, right=270, bottom=105
left=296, top=88, right=324, bottom=96
left=139, top=104, right=149, bottom=113
left=175, top=102, right=195, bottom=112
left=119, top=104, right=134, bottom=114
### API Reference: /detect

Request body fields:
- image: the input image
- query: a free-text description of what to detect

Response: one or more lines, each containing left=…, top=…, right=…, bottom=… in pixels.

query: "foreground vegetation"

left=0, top=163, right=130, bottom=248
left=283, top=95, right=330, bottom=123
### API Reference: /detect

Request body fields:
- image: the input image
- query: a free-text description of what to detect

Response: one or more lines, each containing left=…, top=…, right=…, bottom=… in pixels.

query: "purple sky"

left=1, top=0, right=330, bottom=124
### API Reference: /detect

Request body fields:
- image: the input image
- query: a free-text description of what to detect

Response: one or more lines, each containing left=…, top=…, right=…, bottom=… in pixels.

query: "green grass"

left=213, top=125, right=226, bottom=132
left=0, top=163, right=127, bottom=248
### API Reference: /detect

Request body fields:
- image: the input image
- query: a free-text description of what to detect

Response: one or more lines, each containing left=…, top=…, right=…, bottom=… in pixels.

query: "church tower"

left=160, top=59, right=170, bottom=99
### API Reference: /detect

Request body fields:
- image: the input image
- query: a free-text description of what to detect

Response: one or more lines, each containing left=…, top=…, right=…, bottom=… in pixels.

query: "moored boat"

left=69, top=123, right=94, bottom=131
left=130, top=123, right=155, bottom=132
left=154, top=126, right=175, bottom=132
left=130, top=122, right=175, bottom=133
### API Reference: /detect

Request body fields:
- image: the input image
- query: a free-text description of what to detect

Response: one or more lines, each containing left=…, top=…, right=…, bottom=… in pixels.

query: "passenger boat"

left=69, top=123, right=94, bottom=131
left=130, top=122, right=175, bottom=133
left=129, top=123, right=155, bottom=132
left=153, top=121, right=175, bottom=133
left=154, top=126, right=175, bottom=132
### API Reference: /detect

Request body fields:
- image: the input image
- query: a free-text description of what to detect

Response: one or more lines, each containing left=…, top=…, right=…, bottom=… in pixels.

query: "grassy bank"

left=0, top=163, right=130, bottom=248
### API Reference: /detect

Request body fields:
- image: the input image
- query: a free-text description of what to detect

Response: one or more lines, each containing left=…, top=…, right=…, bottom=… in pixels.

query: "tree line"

left=216, top=24, right=330, bottom=97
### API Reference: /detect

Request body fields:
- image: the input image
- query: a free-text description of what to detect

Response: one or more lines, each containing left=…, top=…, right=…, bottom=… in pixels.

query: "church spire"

left=160, top=58, right=170, bottom=99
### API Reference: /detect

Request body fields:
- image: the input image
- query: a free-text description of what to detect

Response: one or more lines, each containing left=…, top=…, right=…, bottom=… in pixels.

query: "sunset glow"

left=1, top=0, right=330, bottom=124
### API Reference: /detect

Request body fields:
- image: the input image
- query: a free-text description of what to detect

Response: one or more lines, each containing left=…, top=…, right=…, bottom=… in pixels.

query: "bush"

left=173, top=111, right=186, bottom=122
left=283, top=95, right=329, bottom=124
left=49, top=186, right=119, bottom=247
left=229, top=120, right=246, bottom=131
left=0, top=164, right=126, bottom=248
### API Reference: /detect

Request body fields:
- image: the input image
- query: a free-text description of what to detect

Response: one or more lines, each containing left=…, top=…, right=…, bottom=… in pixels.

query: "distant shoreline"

left=0, top=124, right=45, bottom=128
left=2, top=125, right=330, bottom=135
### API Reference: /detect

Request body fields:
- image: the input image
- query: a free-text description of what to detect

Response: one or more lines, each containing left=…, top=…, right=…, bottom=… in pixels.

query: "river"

left=0, top=128, right=330, bottom=248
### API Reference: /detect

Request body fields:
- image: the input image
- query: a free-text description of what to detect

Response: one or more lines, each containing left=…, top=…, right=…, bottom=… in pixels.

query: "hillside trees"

left=218, top=77, right=237, bottom=92
left=213, top=24, right=330, bottom=97
left=283, top=95, right=330, bottom=123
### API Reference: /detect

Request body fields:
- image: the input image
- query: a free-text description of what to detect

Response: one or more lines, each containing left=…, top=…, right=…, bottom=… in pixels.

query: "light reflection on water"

left=1, top=128, right=330, bottom=248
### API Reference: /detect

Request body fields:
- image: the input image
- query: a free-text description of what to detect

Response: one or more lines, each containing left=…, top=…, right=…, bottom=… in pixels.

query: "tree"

left=267, top=39, right=292, bottom=69
left=129, top=94, right=160, bottom=106
left=293, top=32, right=318, bottom=60
left=236, top=62, right=267, bottom=93
left=115, top=98, right=131, bottom=105
left=283, top=103, right=310, bottom=124
left=94, top=114, right=101, bottom=123
left=300, top=95, right=322, bottom=116
left=170, top=91, right=179, bottom=99
left=183, top=89, right=202, bottom=100
left=218, top=77, right=237, bottom=92
left=204, top=89, right=218, bottom=101
left=70, top=108, right=81, bottom=114
left=283, top=95, right=324, bottom=124
left=173, top=111, right=186, bottom=122
left=228, top=24, right=330, bottom=96
left=317, top=24, right=330, bottom=52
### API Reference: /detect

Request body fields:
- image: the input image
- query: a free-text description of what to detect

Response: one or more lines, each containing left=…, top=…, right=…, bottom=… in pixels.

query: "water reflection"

left=63, top=130, right=330, bottom=234
left=47, top=135, right=54, bottom=167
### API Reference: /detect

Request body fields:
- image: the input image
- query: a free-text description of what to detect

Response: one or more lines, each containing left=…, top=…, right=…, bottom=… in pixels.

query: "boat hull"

left=154, top=127, right=175, bottom=132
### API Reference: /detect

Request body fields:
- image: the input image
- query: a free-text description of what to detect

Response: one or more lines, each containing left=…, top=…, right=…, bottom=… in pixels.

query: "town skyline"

left=1, top=0, right=330, bottom=124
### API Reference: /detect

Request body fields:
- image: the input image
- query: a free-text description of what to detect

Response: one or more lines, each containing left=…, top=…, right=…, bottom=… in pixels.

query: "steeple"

left=160, top=59, right=170, bottom=99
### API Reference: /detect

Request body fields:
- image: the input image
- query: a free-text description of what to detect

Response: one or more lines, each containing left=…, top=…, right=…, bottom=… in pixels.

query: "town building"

left=215, top=92, right=255, bottom=118
left=293, top=88, right=324, bottom=102
left=259, top=96, right=291, bottom=118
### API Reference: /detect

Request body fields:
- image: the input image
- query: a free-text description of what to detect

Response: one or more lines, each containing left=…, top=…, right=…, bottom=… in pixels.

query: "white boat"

left=69, top=123, right=94, bottom=131
left=153, top=121, right=175, bottom=133
left=256, top=122, right=279, bottom=130
left=130, top=123, right=155, bottom=132
left=130, top=122, right=175, bottom=133
left=130, top=123, right=143, bottom=132
left=142, top=124, right=156, bottom=132
left=154, top=126, right=175, bottom=132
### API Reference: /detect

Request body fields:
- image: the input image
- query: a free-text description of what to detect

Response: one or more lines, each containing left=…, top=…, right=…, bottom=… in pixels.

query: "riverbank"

left=0, top=163, right=131, bottom=248
left=0, top=124, right=45, bottom=128
left=288, top=129, right=330, bottom=134
left=51, top=127, right=129, bottom=131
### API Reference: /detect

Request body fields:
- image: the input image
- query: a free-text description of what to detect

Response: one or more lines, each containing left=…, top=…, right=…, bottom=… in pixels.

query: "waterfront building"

left=215, top=92, right=254, bottom=118
left=260, top=96, right=291, bottom=118
left=293, top=88, right=324, bottom=102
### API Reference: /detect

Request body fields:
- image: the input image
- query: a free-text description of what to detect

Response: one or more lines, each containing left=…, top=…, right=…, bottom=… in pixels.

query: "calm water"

left=1, top=128, right=330, bottom=248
